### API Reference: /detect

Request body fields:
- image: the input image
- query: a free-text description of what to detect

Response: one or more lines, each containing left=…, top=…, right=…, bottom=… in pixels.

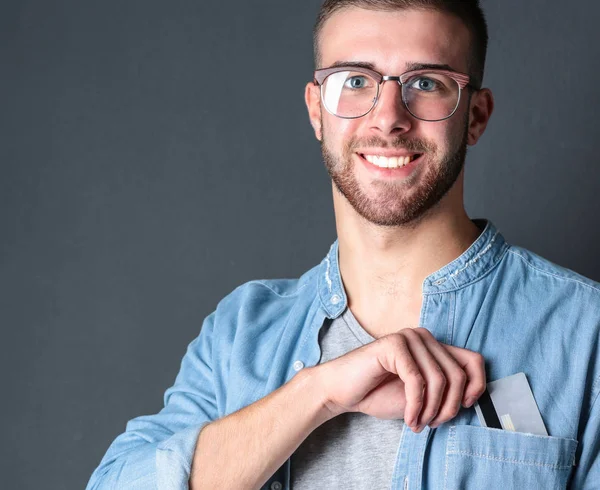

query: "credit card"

left=474, top=372, right=548, bottom=436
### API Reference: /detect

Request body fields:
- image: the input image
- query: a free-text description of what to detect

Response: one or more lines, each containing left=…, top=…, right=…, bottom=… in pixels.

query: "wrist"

left=294, top=365, right=338, bottom=425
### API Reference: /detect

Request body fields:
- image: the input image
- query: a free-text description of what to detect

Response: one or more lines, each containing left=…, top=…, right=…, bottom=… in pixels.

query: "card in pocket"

left=474, top=372, right=548, bottom=436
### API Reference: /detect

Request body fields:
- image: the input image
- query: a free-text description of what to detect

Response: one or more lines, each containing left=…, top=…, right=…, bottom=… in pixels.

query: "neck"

left=333, top=181, right=482, bottom=336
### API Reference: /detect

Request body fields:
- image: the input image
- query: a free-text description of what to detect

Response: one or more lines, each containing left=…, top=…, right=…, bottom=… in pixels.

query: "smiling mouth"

left=358, top=153, right=422, bottom=169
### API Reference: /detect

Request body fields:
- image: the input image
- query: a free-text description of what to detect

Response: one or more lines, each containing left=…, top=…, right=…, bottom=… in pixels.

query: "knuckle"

left=451, top=369, right=467, bottom=386
left=472, top=352, right=485, bottom=368
left=473, top=379, right=487, bottom=396
left=414, top=327, right=434, bottom=339
left=406, top=366, right=424, bottom=384
left=398, top=328, right=416, bottom=340
left=381, top=332, right=404, bottom=349
left=430, top=369, right=446, bottom=389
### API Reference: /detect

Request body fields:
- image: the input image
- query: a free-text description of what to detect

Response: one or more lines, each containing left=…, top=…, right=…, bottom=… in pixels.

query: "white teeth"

left=373, top=155, right=385, bottom=167
left=363, top=154, right=417, bottom=168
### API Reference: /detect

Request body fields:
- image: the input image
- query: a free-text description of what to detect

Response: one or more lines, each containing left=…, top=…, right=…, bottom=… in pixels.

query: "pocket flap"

left=447, top=425, right=578, bottom=470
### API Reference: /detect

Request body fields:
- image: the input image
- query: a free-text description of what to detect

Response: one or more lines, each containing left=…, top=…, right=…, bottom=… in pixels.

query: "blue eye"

left=411, top=77, right=437, bottom=91
left=345, top=76, right=368, bottom=89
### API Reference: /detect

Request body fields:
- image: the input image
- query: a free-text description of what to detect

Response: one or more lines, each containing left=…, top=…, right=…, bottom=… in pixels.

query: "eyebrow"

left=326, top=60, right=461, bottom=73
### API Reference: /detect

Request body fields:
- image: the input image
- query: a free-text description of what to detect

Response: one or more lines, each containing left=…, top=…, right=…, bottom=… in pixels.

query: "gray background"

left=2, top=1, right=599, bottom=488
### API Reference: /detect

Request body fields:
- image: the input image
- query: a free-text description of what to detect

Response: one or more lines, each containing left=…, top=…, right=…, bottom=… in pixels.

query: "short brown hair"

left=313, top=0, right=489, bottom=89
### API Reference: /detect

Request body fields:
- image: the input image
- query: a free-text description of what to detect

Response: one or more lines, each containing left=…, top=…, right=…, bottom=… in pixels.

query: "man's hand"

left=316, top=328, right=486, bottom=432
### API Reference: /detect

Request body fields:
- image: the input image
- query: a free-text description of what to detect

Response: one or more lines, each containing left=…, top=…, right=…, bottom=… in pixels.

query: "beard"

left=321, top=115, right=469, bottom=229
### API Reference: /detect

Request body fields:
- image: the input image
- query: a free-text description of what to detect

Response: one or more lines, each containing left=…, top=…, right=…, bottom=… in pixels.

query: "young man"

left=86, top=1, right=600, bottom=489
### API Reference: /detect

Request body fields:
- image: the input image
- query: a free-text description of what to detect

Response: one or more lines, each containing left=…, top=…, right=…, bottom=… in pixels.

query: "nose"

left=368, top=80, right=413, bottom=136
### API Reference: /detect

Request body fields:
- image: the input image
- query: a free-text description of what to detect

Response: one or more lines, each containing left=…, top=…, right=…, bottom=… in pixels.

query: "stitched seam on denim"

left=250, top=280, right=309, bottom=298
left=447, top=231, right=499, bottom=279
left=391, top=424, right=408, bottom=489
left=425, top=243, right=509, bottom=294
left=444, top=426, right=456, bottom=490
left=324, top=244, right=334, bottom=292
left=420, top=294, right=429, bottom=330
left=331, top=243, right=345, bottom=299
left=435, top=220, right=493, bottom=283
left=455, top=427, right=577, bottom=443
left=445, top=450, right=573, bottom=469
left=508, top=250, right=600, bottom=294
left=415, top=428, right=430, bottom=489
left=415, top=432, right=423, bottom=489
left=446, top=291, right=455, bottom=345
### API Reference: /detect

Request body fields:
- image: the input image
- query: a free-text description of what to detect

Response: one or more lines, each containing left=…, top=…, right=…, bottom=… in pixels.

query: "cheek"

left=322, top=116, right=357, bottom=147
left=432, top=116, right=467, bottom=154
left=323, top=113, right=370, bottom=142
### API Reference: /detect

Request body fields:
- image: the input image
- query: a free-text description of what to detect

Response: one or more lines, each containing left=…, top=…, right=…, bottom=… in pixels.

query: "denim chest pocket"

left=443, top=425, right=578, bottom=490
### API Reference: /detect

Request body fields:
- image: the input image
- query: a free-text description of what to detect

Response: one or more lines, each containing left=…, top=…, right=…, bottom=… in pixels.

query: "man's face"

left=308, top=8, right=476, bottom=227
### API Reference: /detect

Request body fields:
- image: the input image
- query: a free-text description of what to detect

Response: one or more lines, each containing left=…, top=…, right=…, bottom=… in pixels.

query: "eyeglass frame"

left=313, top=65, right=479, bottom=122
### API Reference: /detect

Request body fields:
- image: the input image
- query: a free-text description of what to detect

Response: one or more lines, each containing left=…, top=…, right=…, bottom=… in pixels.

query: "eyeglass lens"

left=321, top=70, right=461, bottom=120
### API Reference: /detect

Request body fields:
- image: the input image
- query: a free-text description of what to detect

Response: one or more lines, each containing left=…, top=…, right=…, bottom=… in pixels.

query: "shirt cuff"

left=156, top=423, right=210, bottom=489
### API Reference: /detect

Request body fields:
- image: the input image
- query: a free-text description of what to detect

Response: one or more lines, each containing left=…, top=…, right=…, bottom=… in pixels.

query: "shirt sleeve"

left=570, top=377, right=600, bottom=489
left=85, top=311, right=219, bottom=490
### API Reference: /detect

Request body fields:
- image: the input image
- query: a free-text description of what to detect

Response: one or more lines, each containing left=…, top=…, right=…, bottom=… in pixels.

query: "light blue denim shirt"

left=86, top=219, right=600, bottom=489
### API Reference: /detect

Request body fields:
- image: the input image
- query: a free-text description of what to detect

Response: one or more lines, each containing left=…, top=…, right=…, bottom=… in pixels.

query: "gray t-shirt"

left=290, top=307, right=405, bottom=490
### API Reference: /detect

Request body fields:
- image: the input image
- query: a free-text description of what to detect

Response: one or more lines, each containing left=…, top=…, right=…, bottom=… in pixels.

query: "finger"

left=379, top=334, right=425, bottom=429
left=443, top=344, right=486, bottom=407
left=413, top=330, right=467, bottom=427
left=401, top=329, right=447, bottom=430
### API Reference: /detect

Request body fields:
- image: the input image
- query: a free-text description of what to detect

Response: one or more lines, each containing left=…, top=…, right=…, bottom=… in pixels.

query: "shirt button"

left=293, top=360, right=304, bottom=371
left=330, top=294, right=341, bottom=305
left=270, top=481, right=283, bottom=490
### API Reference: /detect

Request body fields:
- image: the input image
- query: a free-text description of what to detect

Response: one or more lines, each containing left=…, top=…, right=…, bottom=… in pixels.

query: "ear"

left=467, top=88, right=494, bottom=146
left=305, top=81, right=323, bottom=141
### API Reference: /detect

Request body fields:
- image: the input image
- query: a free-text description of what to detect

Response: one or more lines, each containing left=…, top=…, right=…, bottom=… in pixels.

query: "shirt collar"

left=317, top=218, right=509, bottom=319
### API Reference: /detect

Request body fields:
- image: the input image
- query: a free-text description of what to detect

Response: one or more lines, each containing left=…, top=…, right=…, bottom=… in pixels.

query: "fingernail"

left=430, top=422, right=439, bottom=429
left=464, top=397, right=476, bottom=408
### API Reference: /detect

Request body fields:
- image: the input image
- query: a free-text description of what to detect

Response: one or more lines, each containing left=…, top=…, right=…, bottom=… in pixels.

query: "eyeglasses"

left=313, top=65, right=476, bottom=122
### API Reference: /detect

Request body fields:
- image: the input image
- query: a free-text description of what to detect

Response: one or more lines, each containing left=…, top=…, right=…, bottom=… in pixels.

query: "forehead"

left=318, top=7, right=471, bottom=73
